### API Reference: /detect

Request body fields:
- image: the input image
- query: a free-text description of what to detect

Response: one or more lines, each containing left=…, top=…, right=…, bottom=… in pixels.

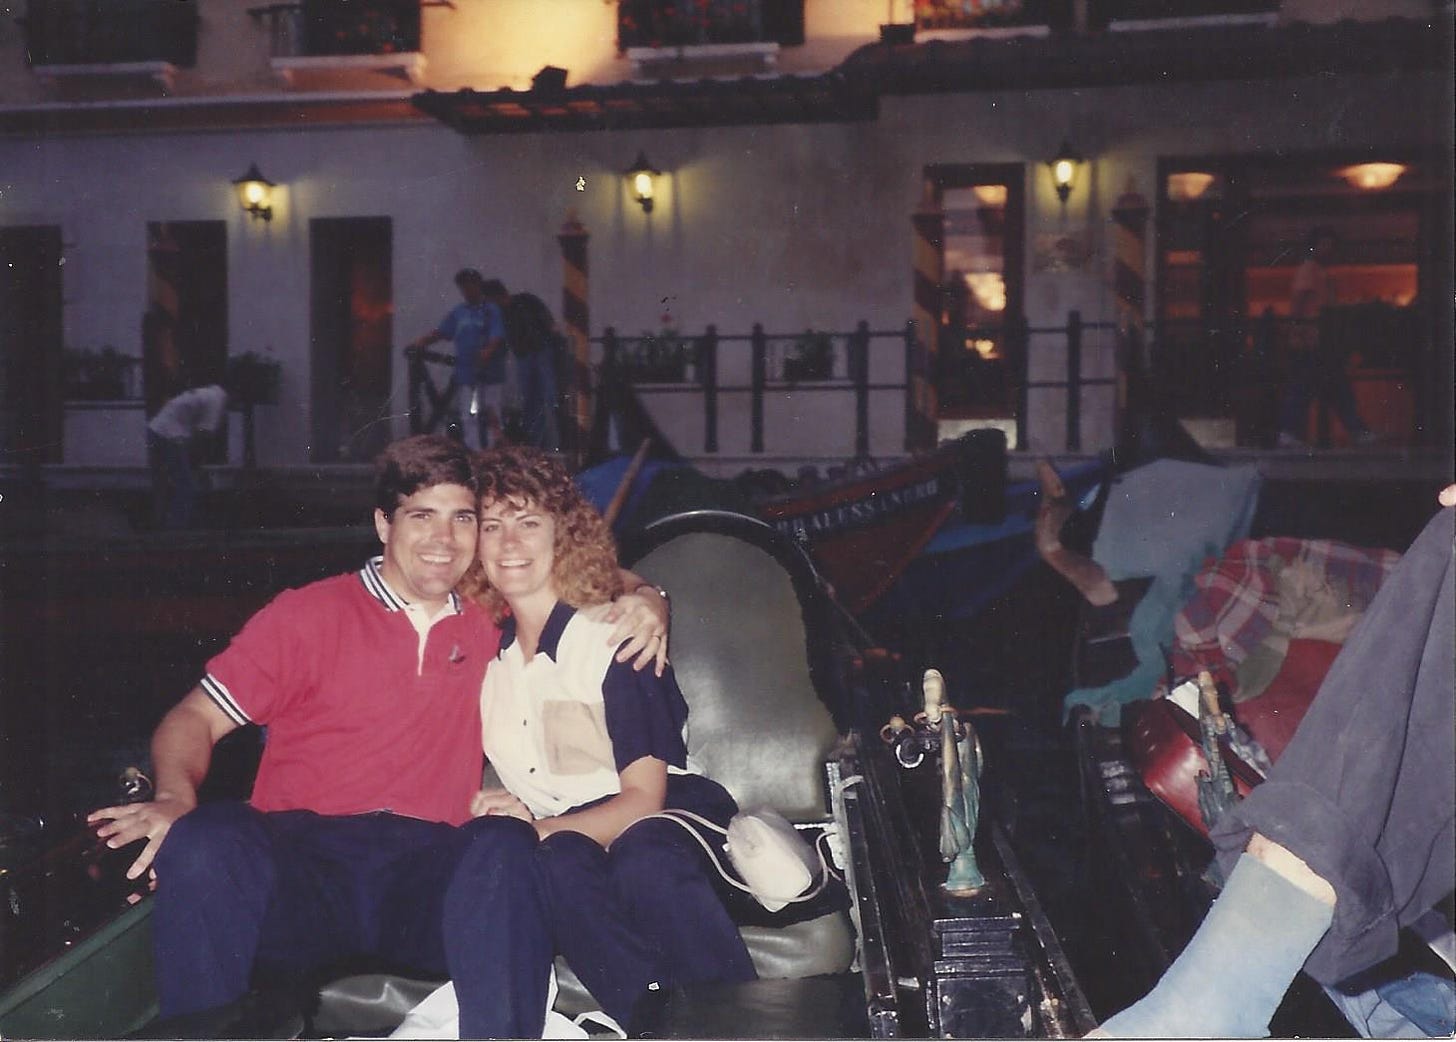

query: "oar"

left=602, top=438, right=652, bottom=527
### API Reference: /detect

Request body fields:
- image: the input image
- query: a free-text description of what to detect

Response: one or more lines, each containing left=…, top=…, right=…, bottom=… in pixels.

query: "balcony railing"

left=912, top=0, right=1275, bottom=32
left=1095, top=0, right=1276, bottom=25
left=1152, top=308, right=1437, bottom=450
left=617, top=0, right=804, bottom=50
left=23, top=0, right=198, bottom=67
left=248, top=0, right=421, bottom=58
left=913, top=0, right=1056, bottom=32
left=406, top=314, right=1115, bottom=460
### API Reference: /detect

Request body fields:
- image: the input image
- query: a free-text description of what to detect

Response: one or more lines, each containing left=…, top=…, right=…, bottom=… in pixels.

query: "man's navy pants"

left=152, top=803, right=551, bottom=1038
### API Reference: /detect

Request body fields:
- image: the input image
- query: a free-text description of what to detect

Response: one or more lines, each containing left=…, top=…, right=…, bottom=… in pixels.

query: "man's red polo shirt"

left=201, top=560, right=498, bottom=825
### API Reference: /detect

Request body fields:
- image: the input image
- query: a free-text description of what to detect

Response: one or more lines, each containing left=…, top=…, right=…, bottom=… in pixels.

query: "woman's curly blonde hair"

left=459, top=445, right=622, bottom=621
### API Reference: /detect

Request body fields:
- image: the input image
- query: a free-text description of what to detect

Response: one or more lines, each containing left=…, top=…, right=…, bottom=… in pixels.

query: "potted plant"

left=632, top=323, right=692, bottom=382
left=225, top=350, right=282, bottom=406
left=783, top=329, right=835, bottom=383
left=62, top=346, right=137, bottom=400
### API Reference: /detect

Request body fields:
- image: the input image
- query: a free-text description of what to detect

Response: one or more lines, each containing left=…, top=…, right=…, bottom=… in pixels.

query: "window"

left=24, top=0, right=198, bottom=66
left=618, top=0, right=804, bottom=49
left=300, top=0, right=420, bottom=57
left=311, top=217, right=393, bottom=463
left=925, top=164, right=1026, bottom=420
left=1156, top=155, right=1443, bottom=447
left=145, top=222, right=228, bottom=466
left=0, top=226, right=65, bottom=464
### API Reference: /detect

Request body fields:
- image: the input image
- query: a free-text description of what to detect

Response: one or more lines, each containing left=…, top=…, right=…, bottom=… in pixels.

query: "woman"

left=459, top=445, right=756, bottom=1033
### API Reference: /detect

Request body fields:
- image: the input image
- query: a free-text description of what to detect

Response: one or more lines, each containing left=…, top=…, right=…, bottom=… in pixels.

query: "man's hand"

left=87, top=793, right=196, bottom=881
left=470, top=787, right=534, bottom=824
left=1440, top=484, right=1456, bottom=508
left=590, top=588, right=669, bottom=675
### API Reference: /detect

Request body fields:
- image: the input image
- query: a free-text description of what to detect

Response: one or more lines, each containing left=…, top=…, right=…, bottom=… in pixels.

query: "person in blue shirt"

left=406, top=269, right=508, bottom=449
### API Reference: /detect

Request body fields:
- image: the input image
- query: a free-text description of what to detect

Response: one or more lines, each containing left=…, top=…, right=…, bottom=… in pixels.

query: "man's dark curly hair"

left=373, top=434, right=479, bottom=517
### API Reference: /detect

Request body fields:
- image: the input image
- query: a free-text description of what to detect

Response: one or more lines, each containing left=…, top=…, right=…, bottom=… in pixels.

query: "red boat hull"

left=757, top=448, right=965, bottom=614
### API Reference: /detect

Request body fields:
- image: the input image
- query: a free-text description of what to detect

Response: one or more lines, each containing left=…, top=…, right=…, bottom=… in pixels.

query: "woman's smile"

left=478, top=499, right=558, bottom=606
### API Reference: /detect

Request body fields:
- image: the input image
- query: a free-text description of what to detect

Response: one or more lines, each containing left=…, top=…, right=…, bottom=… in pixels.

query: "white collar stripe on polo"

left=358, top=556, right=461, bottom=614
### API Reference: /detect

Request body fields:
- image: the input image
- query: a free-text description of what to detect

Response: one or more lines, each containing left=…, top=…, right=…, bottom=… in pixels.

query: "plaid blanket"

left=1172, top=537, right=1401, bottom=695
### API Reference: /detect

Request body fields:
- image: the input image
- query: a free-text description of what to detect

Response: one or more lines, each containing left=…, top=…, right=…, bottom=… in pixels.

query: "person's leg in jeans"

left=474, top=383, right=505, bottom=448
left=518, top=351, right=560, bottom=450
left=151, top=805, right=362, bottom=1018
left=1094, top=508, right=1455, bottom=1037
left=534, top=829, right=669, bottom=1027
left=605, top=817, right=756, bottom=989
left=1277, top=350, right=1317, bottom=442
left=453, top=382, right=484, bottom=451
left=1314, top=361, right=1372, bottom=440
left=444, top=815, right=552, bottom=1038
left=150, top=433, right=196, bottom=528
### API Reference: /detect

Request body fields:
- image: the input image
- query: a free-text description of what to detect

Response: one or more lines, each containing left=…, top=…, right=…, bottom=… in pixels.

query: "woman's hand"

left=470, top=787, right=534, bottom=824
left=1439, top=484, right=1456, bottom=508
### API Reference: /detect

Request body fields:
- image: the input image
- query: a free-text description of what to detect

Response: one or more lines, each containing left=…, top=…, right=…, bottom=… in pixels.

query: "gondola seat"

left=314, top=510, right=860, bottom=1037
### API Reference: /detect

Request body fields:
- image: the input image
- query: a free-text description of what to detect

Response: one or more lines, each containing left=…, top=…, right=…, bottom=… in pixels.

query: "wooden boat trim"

left=0, top=898, right=157, bottom=1039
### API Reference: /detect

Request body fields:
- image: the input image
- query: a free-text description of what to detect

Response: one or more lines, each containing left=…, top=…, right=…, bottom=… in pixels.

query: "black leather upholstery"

left=624, top=512, right=844, bottom=821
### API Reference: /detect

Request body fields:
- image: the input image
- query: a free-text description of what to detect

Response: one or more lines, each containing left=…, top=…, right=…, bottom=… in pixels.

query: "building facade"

left=2, top=0, right=1451, bottom=473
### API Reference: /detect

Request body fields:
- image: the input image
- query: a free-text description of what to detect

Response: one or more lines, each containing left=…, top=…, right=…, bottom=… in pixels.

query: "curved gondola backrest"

left=622, top=510, right=844, bottom=822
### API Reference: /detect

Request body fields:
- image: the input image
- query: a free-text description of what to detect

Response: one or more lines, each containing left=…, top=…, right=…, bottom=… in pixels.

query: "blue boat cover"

left=1066, top=459, right=1263, bottom=724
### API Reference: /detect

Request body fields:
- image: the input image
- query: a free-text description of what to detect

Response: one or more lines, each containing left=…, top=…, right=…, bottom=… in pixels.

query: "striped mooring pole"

left=1111, top=181, right=1150, bottom=419
left=558, top=212, right=591, bottom=468
left=910, top=180, right=945, bottom=453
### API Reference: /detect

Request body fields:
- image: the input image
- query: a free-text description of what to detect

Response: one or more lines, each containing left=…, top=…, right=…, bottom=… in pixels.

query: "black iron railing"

left=405, top=313, right=1115, bottom=459
left=913, top=0, right=1058, bottom=31
left=1094, top=0, right=1276, bottom=21
left=617, top=0, right=804, bottom=49
left=598, top=322, right=901, bottom=459
left=1152, top=310, right=1431, bottom=449
left=246, top=0, right=422, bottom=59
left=23, top=0, right=198, bottom=66
left=911, top=0, right=1274, bottom=31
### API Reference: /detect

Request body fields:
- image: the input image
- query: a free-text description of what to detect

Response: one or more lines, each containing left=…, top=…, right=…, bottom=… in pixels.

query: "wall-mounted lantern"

left=1338, top=162, right=1405, bottom=191
left=232, top=163, right=276, bottom=222
left=1048, top=140, right=1082, bottom=206
left=625, top=151, right=660, bottom=214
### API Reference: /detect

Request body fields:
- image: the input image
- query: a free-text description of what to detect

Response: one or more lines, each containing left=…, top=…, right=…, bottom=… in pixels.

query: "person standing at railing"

left=405, top=269, right=508, bottom=450
left=1277, top=228, right=1377, bottom=449
left=503, top=290, right=563, bottom=451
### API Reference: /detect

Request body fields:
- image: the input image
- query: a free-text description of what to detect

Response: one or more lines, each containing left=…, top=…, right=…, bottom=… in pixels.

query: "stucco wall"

left=1, top=62, right=1446, bottom=465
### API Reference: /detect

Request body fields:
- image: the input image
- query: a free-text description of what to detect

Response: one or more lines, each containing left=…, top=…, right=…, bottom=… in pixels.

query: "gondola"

left=1, top=508, right=1094, bottom=1039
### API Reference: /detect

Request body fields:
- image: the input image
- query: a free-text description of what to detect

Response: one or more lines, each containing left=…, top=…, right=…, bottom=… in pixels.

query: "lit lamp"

left=1167, top=171, right=1217, bottom=202
left=232, top=163, right=275, bottom=222
left=625, top=151, right=660, bottom=214
left=1338, top=162, right=1405, bottom=191
left=1048, top=140, right=1082, bottom=206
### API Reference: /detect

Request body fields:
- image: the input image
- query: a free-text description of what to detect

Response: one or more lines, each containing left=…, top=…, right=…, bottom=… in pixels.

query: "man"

left=89, top=434, right=669, bottom=1038
left=405, top=270, right=508, bottom=450
left=1276, top=228, right=1376, bottom=449
left=147, top=380, right=230, bottom=529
